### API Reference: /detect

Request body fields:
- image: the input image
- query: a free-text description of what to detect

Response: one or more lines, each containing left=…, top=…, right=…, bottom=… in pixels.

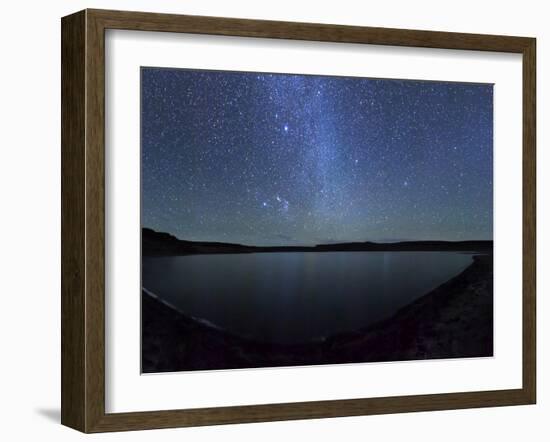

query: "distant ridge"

left=142, top=227, right=493, bottom=256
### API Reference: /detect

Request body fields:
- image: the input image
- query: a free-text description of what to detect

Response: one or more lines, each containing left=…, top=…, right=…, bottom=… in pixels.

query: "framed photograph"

left=61, top=9, right=536, bottom=433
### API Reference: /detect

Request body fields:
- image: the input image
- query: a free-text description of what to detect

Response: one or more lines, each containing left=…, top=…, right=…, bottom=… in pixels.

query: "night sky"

left=141, top=68, right=493, bottom=246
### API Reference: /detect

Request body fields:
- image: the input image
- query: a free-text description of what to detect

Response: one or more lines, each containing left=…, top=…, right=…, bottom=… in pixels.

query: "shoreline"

left=142, top=253, right=493, bottom=373
left=142, top=227, right=493, bottom=256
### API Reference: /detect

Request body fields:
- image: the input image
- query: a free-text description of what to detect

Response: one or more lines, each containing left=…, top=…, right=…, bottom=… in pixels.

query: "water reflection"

left=142, top=251, right=472, bottom=344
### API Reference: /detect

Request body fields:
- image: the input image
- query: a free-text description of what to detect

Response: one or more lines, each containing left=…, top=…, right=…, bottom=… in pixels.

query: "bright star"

left=283, top=124, right=289, bottom=132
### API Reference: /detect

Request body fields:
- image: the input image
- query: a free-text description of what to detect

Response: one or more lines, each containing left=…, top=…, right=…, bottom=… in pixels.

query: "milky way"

left=141, top=68, right=493, bottom=246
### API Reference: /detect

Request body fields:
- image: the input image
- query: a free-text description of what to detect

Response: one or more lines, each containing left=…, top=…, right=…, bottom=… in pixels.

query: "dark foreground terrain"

left=142, top=227, right=493, bottom=255
left=142, top=254, right=493, bottom=373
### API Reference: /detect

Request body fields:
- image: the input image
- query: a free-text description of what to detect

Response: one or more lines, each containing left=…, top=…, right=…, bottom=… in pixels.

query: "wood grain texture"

left=90, top=389, right=530, bottom=433
left=522, top=38, right=536, bottom=403
left=60, top=8, right=537, bottom=433
left=61, top=10, right=86, bottom=432
left=89, top=8, right=532, bottom=52
left=84, top=10, right=107, bottom=433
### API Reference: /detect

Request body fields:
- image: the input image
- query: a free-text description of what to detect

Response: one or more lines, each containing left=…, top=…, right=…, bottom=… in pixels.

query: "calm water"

left=142, top=252, right=473, bottom=344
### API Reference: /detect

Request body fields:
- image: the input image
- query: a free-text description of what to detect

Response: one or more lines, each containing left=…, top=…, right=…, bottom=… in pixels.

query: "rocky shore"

left=142, top=254, right=493, bottom=373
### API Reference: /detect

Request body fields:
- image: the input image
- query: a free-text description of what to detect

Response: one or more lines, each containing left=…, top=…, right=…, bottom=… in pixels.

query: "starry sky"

left=141, top=67, right=493, bottom=246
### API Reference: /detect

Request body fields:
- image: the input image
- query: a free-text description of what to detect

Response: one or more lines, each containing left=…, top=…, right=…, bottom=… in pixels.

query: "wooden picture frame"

left=61, top=8, right=536, bottom=433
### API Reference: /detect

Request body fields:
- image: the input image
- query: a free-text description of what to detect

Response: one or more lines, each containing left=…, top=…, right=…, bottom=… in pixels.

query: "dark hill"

left=142, top=227, right=493, bottom=256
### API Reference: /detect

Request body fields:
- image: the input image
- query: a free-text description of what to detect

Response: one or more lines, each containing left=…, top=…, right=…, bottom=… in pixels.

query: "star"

left=141, top=67, right=493, bottom=245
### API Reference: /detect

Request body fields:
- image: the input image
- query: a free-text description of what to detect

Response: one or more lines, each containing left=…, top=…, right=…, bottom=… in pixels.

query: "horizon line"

left=142, top=227, right=493, bottom=249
